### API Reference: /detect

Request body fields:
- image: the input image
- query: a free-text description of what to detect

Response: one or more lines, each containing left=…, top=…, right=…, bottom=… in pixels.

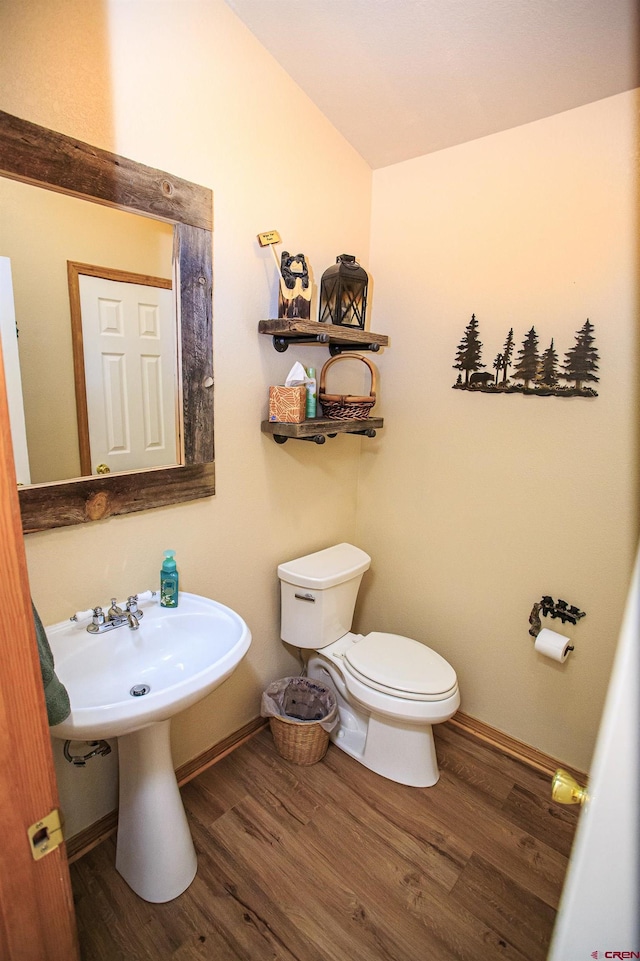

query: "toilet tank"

left=278, top=543, right=371, bottom=649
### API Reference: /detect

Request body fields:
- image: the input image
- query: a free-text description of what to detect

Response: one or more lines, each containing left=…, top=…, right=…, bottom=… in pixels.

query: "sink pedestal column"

left=115, top=719, right=197, bottom=902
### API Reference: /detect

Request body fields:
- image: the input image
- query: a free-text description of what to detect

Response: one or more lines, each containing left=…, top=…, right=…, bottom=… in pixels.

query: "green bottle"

left=160, top=550, right=179, bottom=608
left=306, top=367, right=317, bottom=418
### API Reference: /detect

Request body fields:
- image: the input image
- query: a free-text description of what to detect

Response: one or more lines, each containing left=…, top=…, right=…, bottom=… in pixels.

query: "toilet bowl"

left=277, top=543, right=460, bottom=787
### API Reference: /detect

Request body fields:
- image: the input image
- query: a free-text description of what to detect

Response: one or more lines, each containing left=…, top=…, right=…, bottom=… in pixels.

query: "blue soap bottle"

left=160, top=550, right=179, bottom=608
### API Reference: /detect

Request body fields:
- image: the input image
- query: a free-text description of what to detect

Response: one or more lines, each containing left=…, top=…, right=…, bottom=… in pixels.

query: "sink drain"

left=130, top=684, right=150, bottom=697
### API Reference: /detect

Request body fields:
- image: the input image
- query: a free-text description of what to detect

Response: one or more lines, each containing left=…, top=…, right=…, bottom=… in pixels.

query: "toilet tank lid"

left=278, top=543, right=371, bottom=590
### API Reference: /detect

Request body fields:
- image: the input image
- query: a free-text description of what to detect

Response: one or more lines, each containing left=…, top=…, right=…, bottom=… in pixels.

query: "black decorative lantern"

left=319, top=254, right=368, bottom=328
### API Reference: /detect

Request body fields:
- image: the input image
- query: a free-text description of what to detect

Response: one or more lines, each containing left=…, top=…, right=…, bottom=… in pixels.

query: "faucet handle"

left=126, top=596, right=139, bottom=614
left=92, top=606, right=105, bottom=626
left=108, top=598, right=123, bottom=617
left=136, top=590, right=157, bottom=603
left=70, top=607, right=94, bottom=623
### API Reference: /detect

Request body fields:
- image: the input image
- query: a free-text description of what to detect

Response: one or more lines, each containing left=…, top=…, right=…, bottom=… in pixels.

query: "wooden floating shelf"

left=261, top=417, right=384, bottom=444
left=259, top=318, right=388, bottom=354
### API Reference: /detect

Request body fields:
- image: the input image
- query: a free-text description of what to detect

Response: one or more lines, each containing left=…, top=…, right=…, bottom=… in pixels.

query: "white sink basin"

left=47, top=591, right=251, bottom=903
left=48, top=591, right=251, bottom=740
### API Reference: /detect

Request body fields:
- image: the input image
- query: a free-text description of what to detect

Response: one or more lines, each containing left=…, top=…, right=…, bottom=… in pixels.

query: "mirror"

left=1, top=177, right=176, bottom=483
left=0, top=110, right=214, bottom=533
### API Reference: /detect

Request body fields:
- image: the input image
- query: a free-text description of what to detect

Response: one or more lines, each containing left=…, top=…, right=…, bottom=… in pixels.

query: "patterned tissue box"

left=268, top=385, right=306, bottom=423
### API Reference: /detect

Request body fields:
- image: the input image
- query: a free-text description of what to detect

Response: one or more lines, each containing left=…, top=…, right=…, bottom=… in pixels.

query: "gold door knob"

left=96, top=464, right=111, bottom=474
left=551, top=768, right=588, bottom=806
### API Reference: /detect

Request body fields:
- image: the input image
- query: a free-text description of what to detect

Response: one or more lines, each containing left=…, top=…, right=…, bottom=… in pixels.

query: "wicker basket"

left=262, top=676, right=338, bottom=765
left=268, top=715, right=331, bottom=765
left=318, top=353, right=377, bottom=420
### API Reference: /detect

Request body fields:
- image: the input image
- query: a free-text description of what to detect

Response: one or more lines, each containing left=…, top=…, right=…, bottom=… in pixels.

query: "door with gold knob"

left=0, top=338, right=79, bottom=958
left=71, top=267, right=178, bottom=476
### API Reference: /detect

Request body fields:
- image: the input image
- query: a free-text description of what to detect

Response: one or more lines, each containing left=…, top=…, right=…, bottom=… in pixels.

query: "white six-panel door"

left=78, top=274, right=177, bottom=474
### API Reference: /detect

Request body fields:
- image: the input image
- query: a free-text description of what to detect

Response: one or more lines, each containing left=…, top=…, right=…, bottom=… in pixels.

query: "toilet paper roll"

left=534, top=627, right=573, bottom=663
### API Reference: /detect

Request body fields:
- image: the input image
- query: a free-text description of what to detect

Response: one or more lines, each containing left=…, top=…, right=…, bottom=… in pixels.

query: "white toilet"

left=277, top=543, right=460, bottom=787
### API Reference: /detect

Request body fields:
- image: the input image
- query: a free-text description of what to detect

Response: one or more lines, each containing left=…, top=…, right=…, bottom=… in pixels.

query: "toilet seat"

left=343, top=632, right=458, bottom=702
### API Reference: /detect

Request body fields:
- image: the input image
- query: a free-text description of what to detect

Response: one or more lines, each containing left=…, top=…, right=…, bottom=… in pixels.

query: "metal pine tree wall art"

left=452, top=315, right=599, bottom=396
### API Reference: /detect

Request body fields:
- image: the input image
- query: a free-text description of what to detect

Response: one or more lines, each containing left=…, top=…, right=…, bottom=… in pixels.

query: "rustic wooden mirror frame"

left=0, top=110, right=215, bottom=534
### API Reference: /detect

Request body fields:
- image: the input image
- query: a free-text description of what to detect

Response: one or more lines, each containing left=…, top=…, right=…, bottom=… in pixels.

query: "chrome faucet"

left=87, top=596, right=144, bottom=634
left=124, top=596, right=141, bottom=631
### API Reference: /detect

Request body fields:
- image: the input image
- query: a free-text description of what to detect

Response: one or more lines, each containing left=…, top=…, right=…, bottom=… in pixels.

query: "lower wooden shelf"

left=261, top=417, right=384, bottom=444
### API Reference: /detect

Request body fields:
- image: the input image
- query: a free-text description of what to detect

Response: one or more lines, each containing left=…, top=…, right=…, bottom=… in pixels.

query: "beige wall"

left=1, top=0, right=371, bottom=835
left=361, top=90, right=639, bottom=772
left=1, top=0, right=636, bottom=832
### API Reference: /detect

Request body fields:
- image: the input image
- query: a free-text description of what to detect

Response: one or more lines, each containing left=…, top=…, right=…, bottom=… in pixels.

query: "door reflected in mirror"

left=68, top=263, right=177, bottom=477
left=0, top=108, right=214, bottom=533
left=0, top=176, right=175, bottom=484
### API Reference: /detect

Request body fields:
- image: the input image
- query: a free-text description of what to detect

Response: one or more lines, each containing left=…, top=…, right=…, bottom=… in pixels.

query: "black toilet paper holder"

left=528, top=595, right=585, bottom=639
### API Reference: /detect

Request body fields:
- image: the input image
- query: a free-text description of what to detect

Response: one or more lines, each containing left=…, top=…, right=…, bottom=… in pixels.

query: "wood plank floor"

left=70, top=723, right=581, bottom=961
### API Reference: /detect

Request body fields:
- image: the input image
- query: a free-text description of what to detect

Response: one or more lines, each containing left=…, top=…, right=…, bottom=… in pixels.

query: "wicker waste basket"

left=261, top=676, right=338, bottom=765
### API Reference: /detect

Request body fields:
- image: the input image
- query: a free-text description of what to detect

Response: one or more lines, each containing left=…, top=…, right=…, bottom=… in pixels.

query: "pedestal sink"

left=48, top=592, right=251, bottom=902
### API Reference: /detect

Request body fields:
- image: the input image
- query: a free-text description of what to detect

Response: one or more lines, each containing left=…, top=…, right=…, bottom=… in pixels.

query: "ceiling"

left=225, top=0, right=639, bottom=169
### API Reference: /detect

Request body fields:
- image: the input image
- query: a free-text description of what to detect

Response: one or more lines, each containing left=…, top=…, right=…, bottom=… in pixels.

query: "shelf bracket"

left=271, top=428, right=376, bottom=444
left=329, top=341, right=381, bottom=356
left=272, top=433, right=326, bottom=444
left=273, top=333, right=331, bottom=352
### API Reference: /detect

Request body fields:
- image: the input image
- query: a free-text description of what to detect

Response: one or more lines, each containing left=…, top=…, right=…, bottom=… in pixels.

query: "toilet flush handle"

left=295, top=592, right=316, bottom=602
